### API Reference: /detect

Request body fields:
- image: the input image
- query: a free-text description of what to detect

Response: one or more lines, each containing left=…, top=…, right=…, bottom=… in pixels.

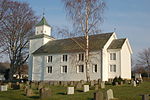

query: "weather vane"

left=43, top=8, right=45, bottom=17
left=114, top=28, right=116, bottom=32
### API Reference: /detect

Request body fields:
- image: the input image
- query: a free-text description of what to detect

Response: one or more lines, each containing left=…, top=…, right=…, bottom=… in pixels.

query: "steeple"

left=35, top=16, right=52, bottom=36
left=35, top=17, right=50, bottom=27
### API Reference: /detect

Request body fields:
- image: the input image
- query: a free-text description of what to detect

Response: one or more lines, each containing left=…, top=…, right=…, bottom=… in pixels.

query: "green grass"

left=0, top=82, right=150, bottom=100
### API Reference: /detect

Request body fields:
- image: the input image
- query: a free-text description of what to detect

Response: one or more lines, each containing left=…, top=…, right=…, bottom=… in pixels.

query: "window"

left=47, top=66, right=52, bottom=73
left=77, top=65, right=84, bottom=73
left=78, top=53, right=84, bottom=61
left=61, top=65, right=67, bottom=73
left=110, top=53, right=116, bottom=60
left=110, top=64, right=116, bottom=72
left=62, top=55, right=67, bottom=62
left=93, top=64, right=98, bottom=73
left=47, top=56, right=52, bottom=62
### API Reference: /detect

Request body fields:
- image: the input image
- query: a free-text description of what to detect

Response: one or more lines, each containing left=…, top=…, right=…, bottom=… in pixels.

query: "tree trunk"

left=9, top=64, right=14, bottom=81
left=85, top=0, right=90, bottom=82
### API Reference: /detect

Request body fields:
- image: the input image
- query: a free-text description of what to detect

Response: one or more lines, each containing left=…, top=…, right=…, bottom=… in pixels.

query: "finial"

left=43, top=8, right=45, bottom=17
left=114, top=28, right=116, bottom=32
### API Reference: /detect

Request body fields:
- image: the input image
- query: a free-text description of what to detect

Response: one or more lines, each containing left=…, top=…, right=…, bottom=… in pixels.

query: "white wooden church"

left=28, top=17, right=132, bottom=81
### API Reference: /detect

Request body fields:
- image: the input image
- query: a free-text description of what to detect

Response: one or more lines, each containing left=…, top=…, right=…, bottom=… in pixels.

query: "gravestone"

left=26, top=88, right=34, bottom=96
left=40, top=88, right=51, bottom=99
left=0, top=85, right=8, bottom=91
left=63, top=81, right=68, bottom=87
left=67, top=87, right=74, bottom=94
left=24, top=86, right=29, bottom=93
left=90, top=81, right=95, bottom=87
left=49, top=81, right=54, bottom=86
left=75, top=82, right=82, bottom=89
left=12, top=82, right=20, bottom=90
left=100, top=82, right=105, bottom=89
left=26, top=81, right=30, bottom=86
left=31, top=82, right=37, bottom=89
left=120, top=81, right=123, bottom=85
left=115, top=82, right=118, bottom=86
left=95, top=85, right=99, bottom=90
left=106, top=89, right=119, bottom=100
left=106, top=89, right=114, bottom=100
left=70, top=81, right=74, bottom=86
left=83, top=85, right=89, bottom=92
left=98, top=79, right=102, bottom=84
left=140, top=94, right=149, bottom=100
left=94, top=91, right=104, bottom=100
left=53, top=81, right=59, bottom=86
left=8, top=82, right=12, bottom=89
left=80, top=80, right=85, bottom=85
left=38, top=83, right=43, bottom=90
left=133, top=81, right=136, bottom=87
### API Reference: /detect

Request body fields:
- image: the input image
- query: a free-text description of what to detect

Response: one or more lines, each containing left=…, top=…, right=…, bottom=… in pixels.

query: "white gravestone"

left=133, top=81, right=136, bottom=87
left=0, top=85, right=8, bottom=91
left=84, top=85, right=89, bottom=92
left=67, top=87, right=74, bottom=94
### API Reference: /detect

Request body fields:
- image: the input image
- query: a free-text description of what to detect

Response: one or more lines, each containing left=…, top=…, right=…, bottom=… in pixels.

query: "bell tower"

left=35, top=16, right=52, bottom=36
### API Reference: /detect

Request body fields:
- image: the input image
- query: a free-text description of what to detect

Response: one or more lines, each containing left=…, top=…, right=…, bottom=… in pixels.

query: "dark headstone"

left=26, top=88, right=34, bottom=96
left=63, top=81, right=68, bottom=87
left=98, top=79, right=102, bottom=84
left=40, top=88, right=51, bottom=99
left=53, top=81, right=59, bottom=86
left=94, top=91, right=104, bottom=100
left=70, top=81, right=74, bottom=86
left=140, top=94, right=149, bottom=100
left=75, top=82, right=82, bottom=89
left=90, top=81, right=95, bottom=87
left=12, top=83, right=20, bottom=90
left=8, top=82, right=12, bottom=89
left=95, top=85, right=99, bottom=90
left=80, top=80, right=85, bottom=85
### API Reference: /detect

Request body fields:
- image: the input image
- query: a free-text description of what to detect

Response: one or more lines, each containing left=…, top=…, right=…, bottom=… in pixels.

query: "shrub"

left=112, top=76, right=123, bottom=85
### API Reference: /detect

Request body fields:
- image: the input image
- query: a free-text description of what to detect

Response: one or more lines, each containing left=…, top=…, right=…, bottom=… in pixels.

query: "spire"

left=35, top=16, right=50, bottom=27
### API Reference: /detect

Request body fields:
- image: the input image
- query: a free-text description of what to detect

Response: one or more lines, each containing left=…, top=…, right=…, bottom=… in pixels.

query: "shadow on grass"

left=30, top=96, right=39, bottom=99
left=76, top=90, right=83, bottom=92
left=57, top=92, right=66, bottom=95
left=87, top=98, right=94, bottom=100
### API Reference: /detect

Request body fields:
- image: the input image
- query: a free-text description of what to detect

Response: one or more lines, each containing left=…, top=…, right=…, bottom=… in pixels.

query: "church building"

left=28, top=17, right=132, bottom=81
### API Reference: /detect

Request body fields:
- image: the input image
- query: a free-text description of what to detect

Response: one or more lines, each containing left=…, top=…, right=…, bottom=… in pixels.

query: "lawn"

left=0, top=82, right=150, bottom=100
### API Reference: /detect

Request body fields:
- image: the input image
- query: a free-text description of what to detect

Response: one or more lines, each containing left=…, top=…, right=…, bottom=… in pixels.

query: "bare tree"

left=0, top=0, right=9, bottom=22
left=0, top=0, right=37, bottom=80
left=61, top=0, right=105, bottom=81
left=137, top=48, right=150, bottom=78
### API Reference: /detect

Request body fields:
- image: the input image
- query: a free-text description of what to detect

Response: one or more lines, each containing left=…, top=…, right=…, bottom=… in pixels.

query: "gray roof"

left=33, top=32, right=114, bottom=55
left=108, top=38, right=126, bottom=49
left=30, top=34, right=54, bottom=40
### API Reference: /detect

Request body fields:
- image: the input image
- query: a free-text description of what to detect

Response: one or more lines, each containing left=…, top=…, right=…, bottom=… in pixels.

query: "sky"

left=2, top=0, right=150, bottom=62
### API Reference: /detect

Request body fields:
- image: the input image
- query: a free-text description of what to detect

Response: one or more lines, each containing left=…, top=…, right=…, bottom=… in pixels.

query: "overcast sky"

left=4, top=0, right=150, bottom=62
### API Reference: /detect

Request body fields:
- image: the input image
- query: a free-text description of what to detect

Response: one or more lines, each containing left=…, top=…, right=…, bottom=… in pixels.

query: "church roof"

left=30, top=34, right=54, bottom=40
left=108, top=38, right=126, bottom=49
left=33, top=32, right=114, bottom=55
left=35, top=17, right=50, bottom=27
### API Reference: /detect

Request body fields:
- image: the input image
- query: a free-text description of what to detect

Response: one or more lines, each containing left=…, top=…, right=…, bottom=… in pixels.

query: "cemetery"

left=0, top=79, right=150, bottom=100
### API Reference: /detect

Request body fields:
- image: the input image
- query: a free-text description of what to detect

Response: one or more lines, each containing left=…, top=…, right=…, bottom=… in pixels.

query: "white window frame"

left=110, top=53, right=116, bottom=60
left=77, top=65, right=84, bottom=73
left=110, top=64, right=116, bottom=72
left=78, top=53, right=84, bottom=61
left=47, top=66, right=52, bottom=73
left=61, top=65, right=67, bottom=73
left=93, top=64, right=98, bottom=73
left=62, top=55, right=68, bottom=62
left=47, top=56, right=52, bottom=63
